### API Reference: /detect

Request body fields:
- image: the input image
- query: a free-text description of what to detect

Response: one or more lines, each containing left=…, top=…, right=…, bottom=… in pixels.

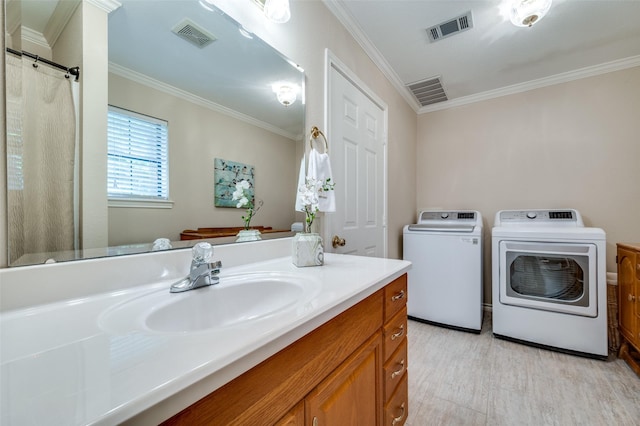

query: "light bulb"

left=276, top=85, right=296, bottom=106
left=264, top=0, right=291, bottom=24
left=509, top=0, right=552, bottom=27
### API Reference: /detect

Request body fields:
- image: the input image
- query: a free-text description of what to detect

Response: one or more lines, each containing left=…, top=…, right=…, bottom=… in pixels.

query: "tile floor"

left=405, top=314, right=640, bottom=425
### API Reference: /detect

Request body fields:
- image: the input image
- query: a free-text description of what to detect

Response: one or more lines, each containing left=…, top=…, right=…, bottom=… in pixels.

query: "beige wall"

left=417, top=66, right=640, bottom=303
left=108, top=73, right=298, bottom=246
left=214, top=0, right=418, bottom=259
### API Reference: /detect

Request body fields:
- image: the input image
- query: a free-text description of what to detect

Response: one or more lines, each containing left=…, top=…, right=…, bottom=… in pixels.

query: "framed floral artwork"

left=214, top=158, right=255, bottom=207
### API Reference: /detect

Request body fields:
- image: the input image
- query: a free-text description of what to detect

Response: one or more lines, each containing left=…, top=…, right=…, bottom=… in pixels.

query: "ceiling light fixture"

left=273, top=83, right=296, bottom=106
left=509, top=0, right=552, bottom=27
left=263, top=0, right=291, bottom=24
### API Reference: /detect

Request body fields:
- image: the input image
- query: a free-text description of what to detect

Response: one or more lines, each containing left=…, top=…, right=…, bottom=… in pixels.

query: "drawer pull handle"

left=391, top=359, right=405, bottom=379
left=391, top=402, right=405, bottom=426
left=391, top=290, right=405, bottom=302
left=313, top=417, right=318, bottom=426
left=630, top=294, right=636, bottom=302
left=391, top=325, right=405, bottom=341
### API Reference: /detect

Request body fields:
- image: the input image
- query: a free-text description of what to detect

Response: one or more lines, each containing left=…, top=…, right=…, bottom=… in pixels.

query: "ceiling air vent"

left=407, top=77, right=448, bottom=107
left=172, top=19, right=217, bottom=48
left=426, top=11, right=473, bottom=43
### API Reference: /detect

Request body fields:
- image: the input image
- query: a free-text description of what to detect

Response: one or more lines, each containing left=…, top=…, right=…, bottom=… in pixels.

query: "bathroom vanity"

left=0, top=239, right=410, bottom=425
left=160, top=273, right=408, bottom=426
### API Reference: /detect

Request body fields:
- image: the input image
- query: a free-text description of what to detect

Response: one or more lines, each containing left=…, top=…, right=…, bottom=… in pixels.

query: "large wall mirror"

left=5, top=0, right=305, bottom=267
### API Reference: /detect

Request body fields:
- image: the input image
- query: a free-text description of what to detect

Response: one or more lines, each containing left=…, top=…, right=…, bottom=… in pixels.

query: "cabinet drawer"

left=384, top=307, right=407, bottom=361
left=383, top=338, right=407, bottom=402
left=384, top=275, right=407, bottom=323
left=384, top=372, right=408, bottom=426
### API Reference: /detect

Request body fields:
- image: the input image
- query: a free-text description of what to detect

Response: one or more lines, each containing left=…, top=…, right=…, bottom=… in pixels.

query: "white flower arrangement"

left=297, top=177, right=334, bottom=233
left=231, top=180, right=263, bottom=230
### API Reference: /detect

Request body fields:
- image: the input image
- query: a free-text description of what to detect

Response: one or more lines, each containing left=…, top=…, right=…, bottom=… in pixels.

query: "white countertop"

left=0, top=252, right=410, bottom=425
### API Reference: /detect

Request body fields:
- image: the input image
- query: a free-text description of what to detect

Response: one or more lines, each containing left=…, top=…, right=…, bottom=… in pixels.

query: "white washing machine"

left=403, top=210, right=483, bottom=332
left=492, top=209, right=607, bottom=358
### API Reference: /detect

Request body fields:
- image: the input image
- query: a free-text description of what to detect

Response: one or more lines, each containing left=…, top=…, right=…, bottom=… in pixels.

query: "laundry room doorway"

left=324, top=50, right=388, bottom=258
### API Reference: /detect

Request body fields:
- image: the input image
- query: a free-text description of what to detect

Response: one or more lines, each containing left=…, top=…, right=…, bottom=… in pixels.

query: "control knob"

left=440, top=212, right=449, bottom=219
left=526, top=212, right=537, bottom=219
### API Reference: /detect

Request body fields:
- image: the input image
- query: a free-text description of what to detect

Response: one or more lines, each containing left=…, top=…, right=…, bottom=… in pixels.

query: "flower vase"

left=292, top=233, right=324, bottom=267
left=236, top=229, right=262, bottom=242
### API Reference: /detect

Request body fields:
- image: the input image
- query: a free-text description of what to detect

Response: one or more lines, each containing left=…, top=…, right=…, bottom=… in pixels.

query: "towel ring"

left=310, top=126, right=329, bottom=153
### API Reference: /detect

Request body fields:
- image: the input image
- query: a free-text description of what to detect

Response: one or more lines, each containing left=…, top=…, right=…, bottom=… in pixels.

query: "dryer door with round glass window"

left=499, top=241, right=597, bottom=317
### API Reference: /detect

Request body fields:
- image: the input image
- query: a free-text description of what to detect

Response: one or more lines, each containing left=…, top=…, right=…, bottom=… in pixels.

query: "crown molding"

left=322, top=1, right=640, bottom=116
left=418, top=55, right=640, bottom=114
left=86, top=0, right=122, bottom=14
left=108, top=62, right=299, bottom=141
left=322, top=0, right=421, bottom=113
left=21, top=26, right=49, bottom=51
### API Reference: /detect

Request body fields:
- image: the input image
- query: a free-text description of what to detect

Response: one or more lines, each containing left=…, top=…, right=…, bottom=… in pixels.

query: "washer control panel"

left=419, top=211, right=476, bottom=222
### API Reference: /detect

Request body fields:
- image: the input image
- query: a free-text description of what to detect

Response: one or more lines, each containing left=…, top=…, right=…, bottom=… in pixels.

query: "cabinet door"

left=618, top=248, right=636, bottom=341
left=306, top=333, right=383, bottom=426
left=275, top=401, right=304, bottom=426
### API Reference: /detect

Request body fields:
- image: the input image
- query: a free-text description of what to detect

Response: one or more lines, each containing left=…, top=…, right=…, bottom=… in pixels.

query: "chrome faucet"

left=170, top=242, right=222, bottom=293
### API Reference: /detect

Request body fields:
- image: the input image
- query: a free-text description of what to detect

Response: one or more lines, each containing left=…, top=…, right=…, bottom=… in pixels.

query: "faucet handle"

left=192, top=242, right=213, bottom=265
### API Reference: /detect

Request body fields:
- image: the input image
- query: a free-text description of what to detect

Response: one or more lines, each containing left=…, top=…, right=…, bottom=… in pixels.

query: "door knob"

left=332, top=235, right=346, bottom=248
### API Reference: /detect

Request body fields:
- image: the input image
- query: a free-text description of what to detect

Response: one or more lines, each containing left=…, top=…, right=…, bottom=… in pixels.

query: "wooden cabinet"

left=276, top=402, right=304, bottom=426
left=382, top=275, right=409, bottom=426
left=306, top=333, right=383, bottom=425
left=162, top=274, right=409, bottom=425
left=617, top=244, right=640, bottom=376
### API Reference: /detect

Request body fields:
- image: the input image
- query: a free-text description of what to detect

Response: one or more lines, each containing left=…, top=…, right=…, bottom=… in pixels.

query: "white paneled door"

left=325, top=55, right=387, bottom=257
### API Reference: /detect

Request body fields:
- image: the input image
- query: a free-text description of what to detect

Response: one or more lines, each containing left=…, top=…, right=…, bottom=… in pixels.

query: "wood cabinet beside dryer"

left=616, top=243, right=640, bottom=376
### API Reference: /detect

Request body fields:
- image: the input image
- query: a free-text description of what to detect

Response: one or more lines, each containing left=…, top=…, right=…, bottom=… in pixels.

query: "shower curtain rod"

left=6, top=47, right=80, bottom=81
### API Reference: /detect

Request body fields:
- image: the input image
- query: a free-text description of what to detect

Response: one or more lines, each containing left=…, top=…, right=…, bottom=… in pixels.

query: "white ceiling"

left=326, top=0, right=640, bottom=112
left=19, top=0, right=640, bottom=116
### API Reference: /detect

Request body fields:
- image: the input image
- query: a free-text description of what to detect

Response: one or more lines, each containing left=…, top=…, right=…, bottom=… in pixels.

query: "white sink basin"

left=99, top=272, right=319, bottom=334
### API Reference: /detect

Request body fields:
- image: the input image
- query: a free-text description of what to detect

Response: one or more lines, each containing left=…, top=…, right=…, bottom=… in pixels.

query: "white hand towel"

left=295, top=154, right=306, bottom=211
left=308, top=148, right=336, bottom=212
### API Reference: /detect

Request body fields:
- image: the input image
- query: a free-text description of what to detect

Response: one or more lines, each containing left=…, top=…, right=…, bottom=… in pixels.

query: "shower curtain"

left=6, top=53, right=79, bottom=264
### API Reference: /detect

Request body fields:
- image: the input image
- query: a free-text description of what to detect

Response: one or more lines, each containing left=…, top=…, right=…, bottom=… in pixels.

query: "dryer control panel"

left=495, top=209, right=583, bottom=227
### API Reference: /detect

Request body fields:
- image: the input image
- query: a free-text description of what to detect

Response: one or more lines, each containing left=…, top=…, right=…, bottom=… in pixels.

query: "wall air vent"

left=407, top=77, right=448, bottom=107
left=172, top=19, right=217, bottom=48
left=426, top=11, right=473, bottom=43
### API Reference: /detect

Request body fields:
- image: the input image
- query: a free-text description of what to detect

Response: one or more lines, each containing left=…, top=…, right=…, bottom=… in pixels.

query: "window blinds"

left=107, top=106, right=169, bottom=200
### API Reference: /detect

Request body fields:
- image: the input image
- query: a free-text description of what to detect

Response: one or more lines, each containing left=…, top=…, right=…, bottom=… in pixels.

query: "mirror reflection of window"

left=107, top=106, right=170, bottom=205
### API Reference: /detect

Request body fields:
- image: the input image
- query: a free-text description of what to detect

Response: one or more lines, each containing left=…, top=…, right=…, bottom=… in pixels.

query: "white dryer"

left=403, top=210, right=483, bottom=332
left=492, top=209, right=607, bottom=358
